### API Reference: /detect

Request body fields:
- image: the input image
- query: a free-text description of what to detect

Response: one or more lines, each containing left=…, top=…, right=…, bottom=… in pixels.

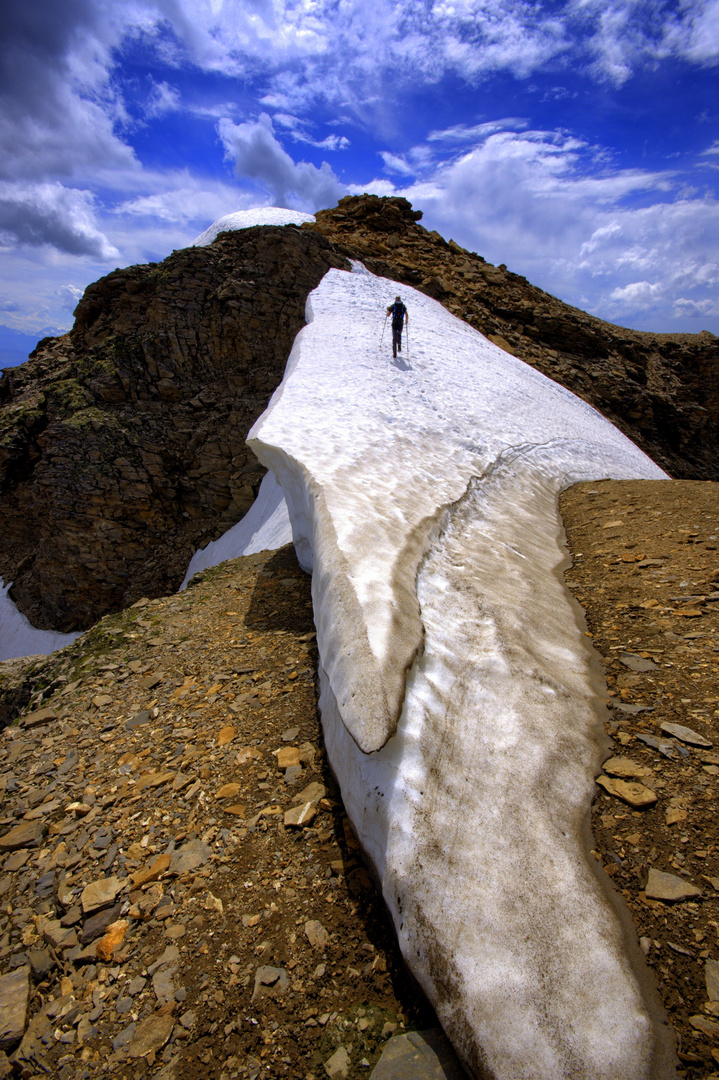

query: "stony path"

left=2, top=478, right=719, bottom=1079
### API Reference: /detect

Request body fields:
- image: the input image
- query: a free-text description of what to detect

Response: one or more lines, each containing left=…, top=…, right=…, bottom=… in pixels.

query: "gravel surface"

left=1, top=477, right=718, bottom=1079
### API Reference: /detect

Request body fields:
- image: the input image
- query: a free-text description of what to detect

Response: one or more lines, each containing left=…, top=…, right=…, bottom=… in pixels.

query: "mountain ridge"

left=0, top=194, right=717, bottom=636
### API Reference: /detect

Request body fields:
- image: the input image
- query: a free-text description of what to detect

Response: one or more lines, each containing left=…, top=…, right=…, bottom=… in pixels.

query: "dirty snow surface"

left=180, top=471, right=292, bottom=588
left=249, top=264, right=676, bottom=1079
left=192, top=207, right=315, bottom=246
left=0, top=579, right=80, bottom=662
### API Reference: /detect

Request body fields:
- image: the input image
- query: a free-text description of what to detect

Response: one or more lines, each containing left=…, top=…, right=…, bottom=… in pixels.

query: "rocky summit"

left=0, top=194, right=717, bottom=635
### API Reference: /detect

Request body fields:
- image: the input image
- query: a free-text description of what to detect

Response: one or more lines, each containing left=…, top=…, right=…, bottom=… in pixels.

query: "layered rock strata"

left=0, top=228, right=347, bottom=631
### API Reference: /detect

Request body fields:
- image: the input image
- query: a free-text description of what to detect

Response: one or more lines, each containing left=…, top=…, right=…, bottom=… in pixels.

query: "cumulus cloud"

left=363, top=122, right=719, bottom=330
left=56, top=284, right=84, bottom=312
left=0, top=0, right=714, bottom=193
left=218, top=113, right=346, bottom=210
left=0, top=0, right=137, bottom=181
left=0, top=182, right=119, bottom=258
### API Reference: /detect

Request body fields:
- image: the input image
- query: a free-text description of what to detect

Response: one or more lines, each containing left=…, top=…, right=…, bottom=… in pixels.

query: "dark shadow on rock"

left=244, top=544, right=316, bottom=637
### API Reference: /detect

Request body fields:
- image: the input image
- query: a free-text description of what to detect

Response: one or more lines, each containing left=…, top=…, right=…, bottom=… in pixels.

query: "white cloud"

left=609, top=279, right=665, bottom=305
left=362, top=122, right=719, bottom=331
left=144, top=79, right=182, bottom=118
left=0, top=0, right=137, bottom=182
left=0, top=0, right=714, bottom=200
left=703, top=140, right=719, bottom=155
left=56, top=283, right=84, bottom=312
left=0, top=182, right=119, bottom=259
left=663, top=0, right=719, bottom=64
left=428, top=119, right=529, bottom=143
left=217, top=113, right=346, bottom=211
left=380, top=151, right=417, bottom=176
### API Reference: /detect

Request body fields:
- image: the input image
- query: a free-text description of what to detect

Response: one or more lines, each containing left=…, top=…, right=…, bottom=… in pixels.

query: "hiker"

left=386, top=296, right=408, bottom=358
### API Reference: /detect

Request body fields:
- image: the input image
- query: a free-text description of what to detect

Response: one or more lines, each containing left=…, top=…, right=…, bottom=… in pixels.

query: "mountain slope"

left=1, top=480, right=718, bottom=1079
left=0, top=194, right=716, bottom=638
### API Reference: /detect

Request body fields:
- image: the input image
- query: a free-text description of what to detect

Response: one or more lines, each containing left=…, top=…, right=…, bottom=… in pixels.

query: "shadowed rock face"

left=0, top=193, right=716, bottom=633
left=0, top=227, right=347, bottom=630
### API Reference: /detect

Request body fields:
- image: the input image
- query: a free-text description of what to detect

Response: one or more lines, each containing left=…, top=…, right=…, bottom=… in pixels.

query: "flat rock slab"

left=689, top=1014, right=719, bottom=1038
left=0, top=965, right=30, bottom=1050
left=595, top=775, right=657, bottom=807
left=646, top=868, right=701, bottom=902
left=0, top=820, right=45, bottom=852
left=706, top=957, right=719, bottom=1002
left=325, top=1045, right=351, bottom=1080
left=20, top=707, right=57, bottom=730
left=127, top=1013, right=174, bottom=1058
left=81, top=903, right=124, bottom=944
left=370, top=1029, right=469, bottom=1080
left=611, top=702, right=653, bottom=715
left=602, top=756, right=653, bottom=779
left=291, top=781, right=326, bottom=806
left=81, top=876, right=125, bottom=914
left=620, top=654, right=658, bottom=672
left=168, top=839, right=212, bottom=875
left=660, top=722, right=712, bottom=748
left=251, top=965, right=289, bottom=1002
left=635, top=733, right=676, bottom=758
left=284, top=801, right=317, bottom=827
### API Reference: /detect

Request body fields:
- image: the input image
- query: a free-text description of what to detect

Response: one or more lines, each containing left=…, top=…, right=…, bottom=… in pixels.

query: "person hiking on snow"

left=386, top=296, right=408, bottom=358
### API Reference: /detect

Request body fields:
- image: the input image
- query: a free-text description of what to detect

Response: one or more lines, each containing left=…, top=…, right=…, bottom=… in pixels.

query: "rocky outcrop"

left=0, top=227, right=347, bottom=631
left=0, top=194, right=717, bottom=634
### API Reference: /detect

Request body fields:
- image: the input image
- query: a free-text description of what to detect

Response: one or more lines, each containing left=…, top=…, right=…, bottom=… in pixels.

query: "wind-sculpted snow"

left=248, top=265, right=676, bottom=1079
left=192, top=207, right=315, bottom=246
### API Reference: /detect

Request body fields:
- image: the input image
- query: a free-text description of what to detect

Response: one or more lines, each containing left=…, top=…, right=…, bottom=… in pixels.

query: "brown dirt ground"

left=0, top=547, right=435, bottom=1080
left=2, top=477, right=719, bottom=1079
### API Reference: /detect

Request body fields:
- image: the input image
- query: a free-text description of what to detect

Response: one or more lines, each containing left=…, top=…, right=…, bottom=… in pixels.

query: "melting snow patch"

left=0, top=579, right=80, bottom=662
left=180, top=471, right=292, bottom=588
left=192, top=207, right=315, bottom=246
left=248, top=265, right=676, bottom=1078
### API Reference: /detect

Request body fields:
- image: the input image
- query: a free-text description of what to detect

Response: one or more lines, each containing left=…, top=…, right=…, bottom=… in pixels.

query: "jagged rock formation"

left=0, top=228, right=347, bottom=631
left=0, top=194, right=717, bottom=634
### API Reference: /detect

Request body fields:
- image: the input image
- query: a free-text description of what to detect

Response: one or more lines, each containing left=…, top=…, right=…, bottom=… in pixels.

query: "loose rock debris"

left=0, top=547, right=436, bottom=1080
left=3, top=477, right=719, bottom=1078
left=561, top=478, right=719, bottom=1079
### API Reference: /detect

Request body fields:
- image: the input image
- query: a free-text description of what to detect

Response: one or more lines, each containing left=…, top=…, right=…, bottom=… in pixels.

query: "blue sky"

left=0, top=0, right=717, bottom=351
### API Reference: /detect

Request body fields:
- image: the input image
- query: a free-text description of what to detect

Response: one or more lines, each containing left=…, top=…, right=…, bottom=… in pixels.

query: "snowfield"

left=192, top=206, right=315, bottom=246
left=180, top=471, right=292, bottom=588
left=248, top=263, right=676, bottom=1079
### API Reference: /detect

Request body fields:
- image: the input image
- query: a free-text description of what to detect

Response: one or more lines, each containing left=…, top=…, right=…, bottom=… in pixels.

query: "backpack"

left=391, top=301, right=406, bottom=325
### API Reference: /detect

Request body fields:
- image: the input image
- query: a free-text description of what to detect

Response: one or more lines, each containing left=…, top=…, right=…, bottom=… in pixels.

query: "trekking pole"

left=406, top=322, right=410, bottom=362
left=380, top=314, right=387, bottom=350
